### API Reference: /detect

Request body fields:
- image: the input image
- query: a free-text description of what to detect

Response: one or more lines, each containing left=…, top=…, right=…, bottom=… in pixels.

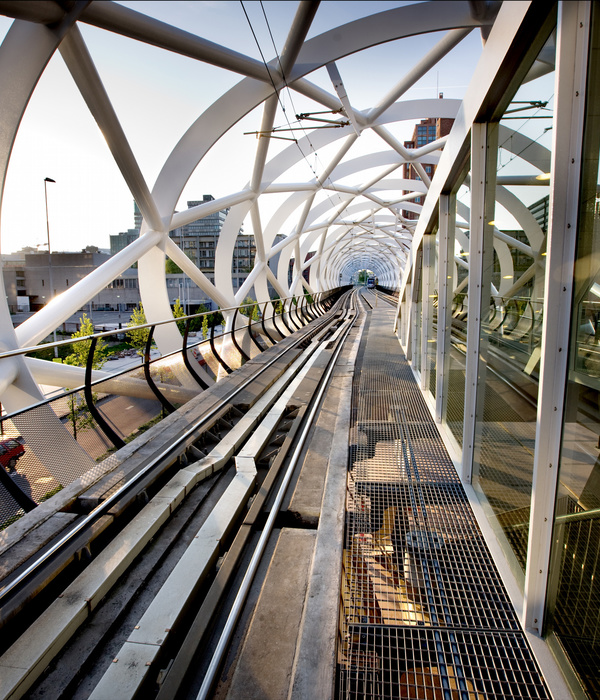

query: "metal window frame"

left=461, top=122, right=498, bottom=483
left=523, top=0, right=591, bottom=636
left=420, top=232, right=435, bottom=393
left=436, top=194, right=456, bottom=423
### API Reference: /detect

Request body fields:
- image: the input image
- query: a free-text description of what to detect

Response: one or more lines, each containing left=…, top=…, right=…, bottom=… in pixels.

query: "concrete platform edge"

left=288, top=311, right=365, bottom=700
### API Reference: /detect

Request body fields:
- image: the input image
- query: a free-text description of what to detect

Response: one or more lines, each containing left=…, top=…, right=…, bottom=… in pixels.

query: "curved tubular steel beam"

left=304, top=296, right=316, bottom=322
left=293, top=298, right=304, bottom=327
left=181, top=319, right=210, bottom=390
left=247, top=312, right=264, bottom=354
left=260, top=303, right=278, bottom=346
left=279, top=300, right=295, bottom=334
left=144, top=327, right=176, bottom=414
left=0, top=1, right=494, bottom=410
left=270, top=305, right=286, bottom=341
left=0, top=463, right=37, bottom=512
left=299, top=296, right=311, bottom=323
left=230, top=307, right=251, bottom=365
left=209, top=321, right=233, bottom=376
left=84, top=337, right=126, bottom=449
left=285, top=298, right=299, bottom=331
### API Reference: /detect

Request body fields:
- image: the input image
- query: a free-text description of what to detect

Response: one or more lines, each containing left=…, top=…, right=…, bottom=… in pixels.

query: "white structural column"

left=420, top=232, right=435, bottom=392
left=436, top=194, right=456, bottom=423
left=523, top=0, right=591, bottom=635
left=0, top=17, right=96, bottom=478
left=410, top=248, right=422, bottom=372
left=461, top=122, right=497, bottom=483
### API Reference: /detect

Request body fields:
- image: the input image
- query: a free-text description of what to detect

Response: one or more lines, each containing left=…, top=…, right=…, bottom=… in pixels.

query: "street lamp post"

left=44, top=177, right=57, bottom=357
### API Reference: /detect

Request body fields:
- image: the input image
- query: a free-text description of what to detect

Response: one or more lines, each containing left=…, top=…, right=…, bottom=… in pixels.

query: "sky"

left=0, top=1, right=534, bottom=255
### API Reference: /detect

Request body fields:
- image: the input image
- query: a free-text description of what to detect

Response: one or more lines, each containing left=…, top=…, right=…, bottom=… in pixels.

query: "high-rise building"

left=402, top=107, right=454, bottom=220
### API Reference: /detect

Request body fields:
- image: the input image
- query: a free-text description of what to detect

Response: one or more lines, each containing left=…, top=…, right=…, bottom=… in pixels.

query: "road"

left=0, top=394, right=162, bottom=525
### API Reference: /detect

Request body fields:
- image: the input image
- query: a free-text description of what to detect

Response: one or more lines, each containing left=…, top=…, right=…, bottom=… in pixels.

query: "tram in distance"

left=366, top=276, right=376, bottom=289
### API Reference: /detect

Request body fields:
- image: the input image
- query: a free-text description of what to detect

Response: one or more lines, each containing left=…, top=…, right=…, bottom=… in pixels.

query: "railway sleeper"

left=86, top=336, right=334, bottom=699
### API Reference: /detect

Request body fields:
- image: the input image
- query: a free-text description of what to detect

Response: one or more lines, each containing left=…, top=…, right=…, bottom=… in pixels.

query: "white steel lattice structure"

left=4, top=2, right=600, bottom=695
left=0, top=0, right=496, bottom=413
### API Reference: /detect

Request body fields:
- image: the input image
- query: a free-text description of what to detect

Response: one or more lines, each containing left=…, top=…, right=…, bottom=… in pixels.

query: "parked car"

left=0, top=438, right=25, bottom=472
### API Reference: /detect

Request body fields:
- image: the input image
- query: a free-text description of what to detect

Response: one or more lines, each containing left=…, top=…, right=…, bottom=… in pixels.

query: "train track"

left=0, top=289, right=362, bottom=700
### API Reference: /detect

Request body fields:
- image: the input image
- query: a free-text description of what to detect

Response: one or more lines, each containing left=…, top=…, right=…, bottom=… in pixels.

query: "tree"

left=173, top=298, right=186, bottom=333
left=165, top=251, right=195, bottom=274
left=165, top=258, right=182, bottom=274
left=64, top=313, right=107, bottom=369
left=127, top=303, right=150, bottom=354
left=63, top=314, right=107, bottom=441
left=240, top=297, right=260, bottom=321
left=202, top=314, right=209, bottom=340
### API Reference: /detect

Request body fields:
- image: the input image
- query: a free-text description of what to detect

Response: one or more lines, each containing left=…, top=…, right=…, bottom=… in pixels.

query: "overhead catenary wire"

left=241, top=1, right=352, bottom=215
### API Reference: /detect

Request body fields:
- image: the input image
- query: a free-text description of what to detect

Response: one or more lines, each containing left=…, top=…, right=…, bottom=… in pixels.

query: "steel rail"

left=197, top=290, right=358, bottom=700
left=0, top=291, right=350, bottom=610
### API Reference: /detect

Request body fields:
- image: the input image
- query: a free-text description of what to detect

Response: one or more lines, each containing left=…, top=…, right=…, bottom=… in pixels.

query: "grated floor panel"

left=338, top=302, right=550, bottom=699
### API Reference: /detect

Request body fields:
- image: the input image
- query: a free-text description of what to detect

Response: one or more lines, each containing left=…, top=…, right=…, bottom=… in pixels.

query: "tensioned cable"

left=258, top=1, right=347, bottom=205
left=244, top=1, right=404, bottom=280
left=497, top=93, right=554, bottom=170
left=242, top=1, right=357, bottom=227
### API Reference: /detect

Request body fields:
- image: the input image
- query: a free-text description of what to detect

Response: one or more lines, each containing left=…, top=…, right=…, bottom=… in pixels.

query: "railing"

left=0, top=291, right=339, bottom=528
left=448, top=294, right=544, bottom=377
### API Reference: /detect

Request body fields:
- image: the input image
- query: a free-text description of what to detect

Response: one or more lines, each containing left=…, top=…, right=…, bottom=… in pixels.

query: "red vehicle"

left=0, top=438, right=25, bottom=472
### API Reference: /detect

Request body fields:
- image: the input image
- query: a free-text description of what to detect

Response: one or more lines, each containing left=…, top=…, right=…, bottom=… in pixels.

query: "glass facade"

left=422, top=231, right=438, bottom=400
left=395, top=5, right=599, bottom=696
left=441, top=181, right=470, bottom=448
left=470, top=40, right=555, bottom=580
left=547, top=7, right=600, bottom=696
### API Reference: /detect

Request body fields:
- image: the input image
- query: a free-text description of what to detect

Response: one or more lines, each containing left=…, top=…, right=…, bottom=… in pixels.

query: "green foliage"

left=165, top=251, right=195, bottom=274
left=208, top=310, right=224, bottom=328
left=358, top=270, right=368, bottom=283
left=32, top=343, right=71, bottom=362
left=173, top=298, right=186, bottom=333
left=127, top=304, right=150, bottom=354
left=62, top=314, right=106, bottom=442
left=239, top=297, right=260, bottom=321
left=39, top=484, right=64, bottom=502
left=64, top=313, right=107, bottom=369
left=165, top=258, right=183, bottom=274
left=202, top=315, right=209, bottom=340
left=66, top=391, right=96, bottom=442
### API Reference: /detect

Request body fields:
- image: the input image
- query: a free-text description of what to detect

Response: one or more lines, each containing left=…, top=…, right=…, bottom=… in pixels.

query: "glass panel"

left=547, top=8, right=600, bottom=696
left=442, top=181, right=470, bottom=447
left=412, top=248, right=422, bottom=374
left=425, top=230, right=438, bottom=400
left=472, top=44, right=555, bottom=581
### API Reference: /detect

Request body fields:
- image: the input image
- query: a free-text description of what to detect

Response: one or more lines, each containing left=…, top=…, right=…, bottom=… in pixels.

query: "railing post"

left=524, top=0, right=591, bottom=635
left=436, top=194, right=456, bottom=423
left=84, top=336, right=126, bottom=448
left=230, top=307, right=251, bottom=363
left=144, top=326, right=176, bottom=413
left=210, top=318, right=233, bottom=374
left=261, top=302, right=277, bottom=345
left=181, top=317, right=211, bottom=389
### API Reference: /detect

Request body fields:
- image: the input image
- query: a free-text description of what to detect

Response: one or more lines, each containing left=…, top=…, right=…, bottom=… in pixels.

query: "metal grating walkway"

left=337, top=297, right=550, bottom=699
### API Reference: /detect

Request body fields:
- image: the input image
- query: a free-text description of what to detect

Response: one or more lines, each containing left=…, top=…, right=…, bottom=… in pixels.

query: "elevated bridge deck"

left=337, top=295, right=549, bottom=699
left=0, top=292, right=554, bottom=699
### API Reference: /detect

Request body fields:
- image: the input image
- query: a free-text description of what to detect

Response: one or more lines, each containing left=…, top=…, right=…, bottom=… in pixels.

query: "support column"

left=524, top=0, right=591, bottom=635
left=461, top=122, right=498, bottom=483
left=420, top=233, right=435, bottom=393
left=436, top=194, right=456, bottom=423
